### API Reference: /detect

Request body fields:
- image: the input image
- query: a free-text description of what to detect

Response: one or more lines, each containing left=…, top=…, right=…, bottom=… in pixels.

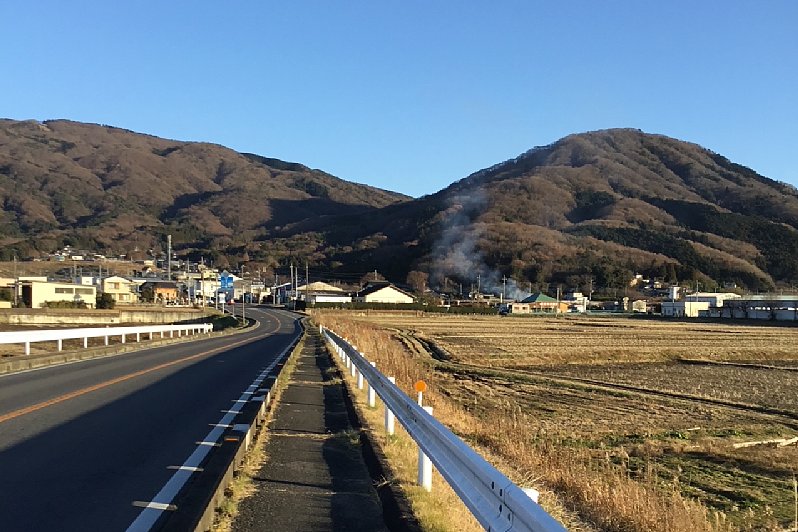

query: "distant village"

left=1, top=245, right=797, bottom=322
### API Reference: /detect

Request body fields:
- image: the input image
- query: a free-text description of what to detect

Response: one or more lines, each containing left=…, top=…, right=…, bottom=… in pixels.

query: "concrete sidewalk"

left=233, top=328, right=387, bottom=531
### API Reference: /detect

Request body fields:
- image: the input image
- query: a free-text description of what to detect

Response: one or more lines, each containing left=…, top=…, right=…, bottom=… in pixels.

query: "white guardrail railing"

left=0, top=323, right=213, bottom=355
left=321, top=326, right=566, bottom=532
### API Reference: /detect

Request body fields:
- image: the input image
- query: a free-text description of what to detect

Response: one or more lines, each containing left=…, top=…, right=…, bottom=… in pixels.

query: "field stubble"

left=315, top=311, right=798, bottom=531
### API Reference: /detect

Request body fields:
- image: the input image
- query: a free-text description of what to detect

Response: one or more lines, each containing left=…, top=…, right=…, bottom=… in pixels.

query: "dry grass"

left=314, top=311, right=798, bottom=531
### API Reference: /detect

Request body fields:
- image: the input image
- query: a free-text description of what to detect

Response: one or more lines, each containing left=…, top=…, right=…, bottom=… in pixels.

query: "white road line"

left=167, top=466, right=204, bottom=472
left=126, top=334, right=297, bottom=532
left=132, top=501, right=177, bottom=511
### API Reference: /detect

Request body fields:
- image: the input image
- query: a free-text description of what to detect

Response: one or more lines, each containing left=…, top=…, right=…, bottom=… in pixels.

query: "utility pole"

left=305, top=262, right=309, bottom=308
left=502, top=275, right=507, bottom=303
left=374, top=269, right=378, bottom=281
left=556, top=285, right=562, bottom=315
left=477, top=273, right=481, bottom=295
left=166, top=234, right=172, bottom=281
left=13, top=255, right=18, bottom=307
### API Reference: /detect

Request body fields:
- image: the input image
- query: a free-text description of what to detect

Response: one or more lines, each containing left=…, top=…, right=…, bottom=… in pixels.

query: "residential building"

left=101, top=275, right=139, bottom=304
left=20, top=281, right=97, bottom=309
left=304, top=291, right=353, bottom=305
left=353, top=282, right=414, bottom=304
left=562, top=290, right=589, bottom=313
left=140, top=281, right=179, bottom=304
left=508, top=293, right=567, bottom=314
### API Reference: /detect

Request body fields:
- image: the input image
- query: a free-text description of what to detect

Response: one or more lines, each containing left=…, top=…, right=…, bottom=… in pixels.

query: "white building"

left=562, top=290, right=589, bottom=313
left=683, top=292, right=741, bottom=308
left=354, top=283, right=414, bottom=304
left=661, top=300, right=709, bottom=318
left=715, top=296, right=798, bottom=321
left=21, top=281, right=97, bottom=309
left=662, top=292, right=740, bottom=318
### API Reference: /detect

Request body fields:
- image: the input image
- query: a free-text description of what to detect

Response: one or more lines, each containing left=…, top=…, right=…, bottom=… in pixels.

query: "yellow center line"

left=0, top=314, right=287, bottom=425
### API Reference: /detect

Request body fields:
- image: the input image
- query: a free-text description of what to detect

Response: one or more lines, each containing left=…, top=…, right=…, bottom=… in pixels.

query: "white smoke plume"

left=430, top=190, right=531, bottom=301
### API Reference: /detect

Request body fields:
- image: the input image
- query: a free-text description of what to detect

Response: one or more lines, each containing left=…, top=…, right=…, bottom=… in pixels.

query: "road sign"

left=220, top=270, right=231, bottom=289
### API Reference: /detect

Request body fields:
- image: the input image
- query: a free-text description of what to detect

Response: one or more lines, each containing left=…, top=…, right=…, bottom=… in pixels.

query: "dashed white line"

left=126, top=331, right=297, bottom=532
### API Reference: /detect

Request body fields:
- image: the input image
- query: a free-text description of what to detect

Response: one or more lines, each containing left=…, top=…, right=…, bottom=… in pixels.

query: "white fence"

left=321, top=326, right=565, bottom=532
left=0, top=323, right=214, bottom=355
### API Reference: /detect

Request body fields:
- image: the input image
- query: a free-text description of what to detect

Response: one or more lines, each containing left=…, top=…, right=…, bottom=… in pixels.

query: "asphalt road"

left=0, top=307, right=301, bottom=532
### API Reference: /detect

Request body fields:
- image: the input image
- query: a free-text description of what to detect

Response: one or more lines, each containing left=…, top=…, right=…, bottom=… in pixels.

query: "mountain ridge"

left=1, top=118, right=796, bottom=292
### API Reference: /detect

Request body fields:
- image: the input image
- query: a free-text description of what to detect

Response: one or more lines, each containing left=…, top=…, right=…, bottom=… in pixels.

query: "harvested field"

left=315, top=311, right=798, bottom=531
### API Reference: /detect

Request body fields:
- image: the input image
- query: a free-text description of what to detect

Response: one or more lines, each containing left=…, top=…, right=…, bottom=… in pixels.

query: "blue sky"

left=2, top=2, right=796, bottom=197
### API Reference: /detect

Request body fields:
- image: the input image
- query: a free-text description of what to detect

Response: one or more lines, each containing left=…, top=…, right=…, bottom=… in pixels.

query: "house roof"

left=357, top=283, right=414, bottom=299
left=141, top=281, right=178, bottom=289
left=520, top=292, right=558, bottom=304
left=296, top=281, right=344, bottom=292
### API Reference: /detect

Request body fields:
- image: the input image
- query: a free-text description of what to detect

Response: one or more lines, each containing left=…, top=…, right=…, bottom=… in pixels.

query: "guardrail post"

left=357, top=358, right=365, bottom=390
left=160, top=331, right=164, bottom=338
left=25, top=341, right=30, bottom=355
left=57, top=339, right=63, bottom=351
left=104, top=335, right=109, bottom=346
left=418, top=406, right=433, bottom=491
left=385, top=377, right=396, bottom=435
left=149, top=331, right=153, bottom=340
left=350, top=360, right=357, bottom=378
left=121, top=334, right=126, bottom=344
left=170, top=330, right=174, bottom=338
left=136, top=332, right=141, bottom=342
left=83, top=337, right=88, bottom=348
left=367, top=362, right=376, bottom=407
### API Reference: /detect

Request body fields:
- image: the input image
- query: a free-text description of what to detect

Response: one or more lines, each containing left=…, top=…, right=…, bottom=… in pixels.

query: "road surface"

left=0, top=307, right=301, bottom=531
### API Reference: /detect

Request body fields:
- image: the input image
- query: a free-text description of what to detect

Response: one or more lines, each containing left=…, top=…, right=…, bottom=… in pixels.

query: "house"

left=296, top=281, right=344, bottom=293
left=20, top=281, right=97, bottom=309
left=562, top=290, right=589, bottom=313
left=508, top=293, right=567, bottom=314
left=140, top=281, right=179, bottom=304
left=305, top=291, right=353, bottom=305
left=353, top=282, right=414, bottom=304
left=102, top=275, right=139, bottom=304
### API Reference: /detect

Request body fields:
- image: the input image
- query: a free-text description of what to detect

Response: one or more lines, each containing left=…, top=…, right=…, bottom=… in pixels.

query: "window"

left=76, top=288, right=94, bottom=295
left=55, top=288, right=74, bottom=294
left=110, top=282, right=120, bottom=290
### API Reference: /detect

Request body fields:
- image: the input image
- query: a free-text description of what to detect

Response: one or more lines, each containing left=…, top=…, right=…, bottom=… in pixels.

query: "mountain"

left=2, top=119, right=796, bottom=292
left=273, top=129, right=798, bottom=293
left=0, top=119, right=408, bottom=266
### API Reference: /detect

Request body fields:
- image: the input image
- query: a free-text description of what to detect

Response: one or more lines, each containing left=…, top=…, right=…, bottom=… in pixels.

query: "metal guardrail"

left=0, top=323, right=214, bottom=355
left=322, top=327, right=566, bottom=532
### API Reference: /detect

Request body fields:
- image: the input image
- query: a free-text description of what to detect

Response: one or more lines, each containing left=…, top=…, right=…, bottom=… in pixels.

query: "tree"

left=406, top=270, right=429, bottom=293
left=96, top=292, right=116, bottom=309
left=359, top=271, right=386, bottom=286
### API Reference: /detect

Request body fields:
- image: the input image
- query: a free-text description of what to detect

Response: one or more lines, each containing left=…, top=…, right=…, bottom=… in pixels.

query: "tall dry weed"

left=316, top=312, right=737, bottom=532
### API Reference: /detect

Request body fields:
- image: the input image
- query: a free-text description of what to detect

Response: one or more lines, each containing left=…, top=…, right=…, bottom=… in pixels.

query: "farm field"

left=315, top=311, right=798, bottom=531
